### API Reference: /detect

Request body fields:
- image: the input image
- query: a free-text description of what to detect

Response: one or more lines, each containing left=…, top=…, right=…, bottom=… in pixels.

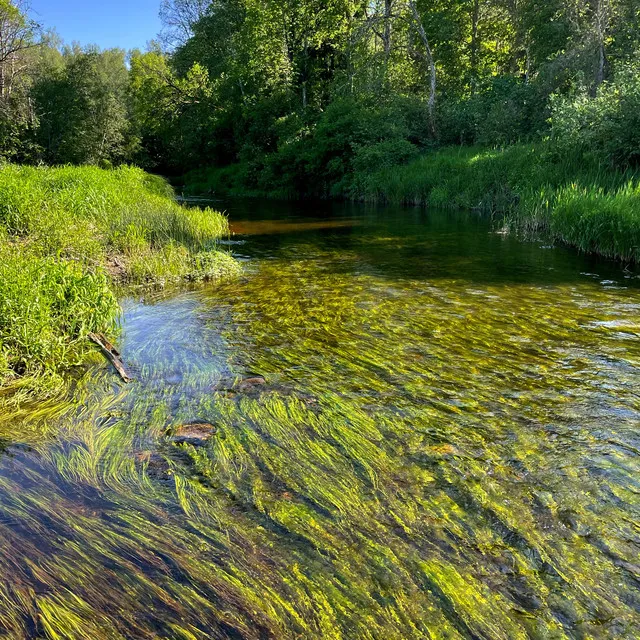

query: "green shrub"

left=438, top=78, right=548, bottom=147
left=186, top=97, right=430, bottom=199
left=550, top=63, right=640, bottom=169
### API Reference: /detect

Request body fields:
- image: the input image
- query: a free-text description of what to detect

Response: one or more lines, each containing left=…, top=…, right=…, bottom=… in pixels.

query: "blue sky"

left=29, top=0, right=163, bottom=51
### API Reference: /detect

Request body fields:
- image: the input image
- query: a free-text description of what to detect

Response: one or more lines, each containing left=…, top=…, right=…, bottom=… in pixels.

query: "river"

left=0, top=201, right=638, bottom=639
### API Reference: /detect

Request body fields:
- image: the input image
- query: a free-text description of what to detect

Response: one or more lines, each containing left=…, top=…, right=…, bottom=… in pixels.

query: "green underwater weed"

left=2, top=217, right=638, bottom=639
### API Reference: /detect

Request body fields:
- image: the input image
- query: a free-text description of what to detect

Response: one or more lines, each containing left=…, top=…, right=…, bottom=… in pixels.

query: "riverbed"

left=0, top=201, right=638, bottom=639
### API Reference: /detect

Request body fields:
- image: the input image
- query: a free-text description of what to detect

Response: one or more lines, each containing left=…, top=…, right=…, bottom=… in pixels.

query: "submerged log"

left=88, top=333, right=133, bottom=383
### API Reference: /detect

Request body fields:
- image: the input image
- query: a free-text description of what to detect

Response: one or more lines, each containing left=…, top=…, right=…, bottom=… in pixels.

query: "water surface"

left=0, top=202, right=639, bottom=639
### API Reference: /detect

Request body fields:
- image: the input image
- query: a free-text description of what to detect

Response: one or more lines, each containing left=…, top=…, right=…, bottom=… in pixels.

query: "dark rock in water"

left=165, top=372, right=183, bottom=385
left=237, top=376, right=266, bottom=392
left=559, top=510, right=592, bottom=537
left=133, top=451, right=173, bottom=485
left=169, top=423, right=216, bottom=446
left=212, top=374, right=266, bottom=395
left=615, top=560, right=640, bottom=582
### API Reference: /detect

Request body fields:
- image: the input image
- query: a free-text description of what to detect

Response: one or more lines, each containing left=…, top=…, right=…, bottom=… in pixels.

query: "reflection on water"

left=0, top=201, right=639, bottom=639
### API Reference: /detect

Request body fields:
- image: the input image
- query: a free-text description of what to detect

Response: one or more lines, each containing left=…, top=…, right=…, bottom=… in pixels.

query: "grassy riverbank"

left=184, top=144, right=640, bottom=263
left=0, top=165, right=238, bottom=399
left=354, top=145, right=640, bottom=263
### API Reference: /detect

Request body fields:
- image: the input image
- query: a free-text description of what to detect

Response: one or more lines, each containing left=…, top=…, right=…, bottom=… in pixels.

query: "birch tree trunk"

left=407, top=1, right=436, bottom=130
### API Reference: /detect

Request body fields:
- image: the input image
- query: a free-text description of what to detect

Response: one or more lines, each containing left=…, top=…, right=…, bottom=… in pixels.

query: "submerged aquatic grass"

left=0, top=164, right=239, bottom=399
left=0, top=209, right=637, bottom=638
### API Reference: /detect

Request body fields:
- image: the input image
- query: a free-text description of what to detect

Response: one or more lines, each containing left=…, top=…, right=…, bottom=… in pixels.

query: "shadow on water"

left=0, top=199, right=639, bottom=639
left=222, top=199, right=640, bottom=287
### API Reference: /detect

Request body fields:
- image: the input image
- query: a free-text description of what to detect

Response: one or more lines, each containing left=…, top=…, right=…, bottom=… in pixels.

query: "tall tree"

left=159, top=0, right=211, bottom=48
left=33, top=47, right=131, bottom=164
left=0, top=0, right=39, bottom=158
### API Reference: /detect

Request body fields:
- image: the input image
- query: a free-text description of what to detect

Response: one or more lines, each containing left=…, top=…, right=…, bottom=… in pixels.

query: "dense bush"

left=550, top=64, right=640, bottom=168
left=438, top=78, right=548, bottom=147
left=185, top=97, right=431, bottom=199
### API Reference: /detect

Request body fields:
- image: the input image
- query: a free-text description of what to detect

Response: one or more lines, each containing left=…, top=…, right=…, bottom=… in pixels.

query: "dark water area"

left=0, top=201, right=639, bottom=639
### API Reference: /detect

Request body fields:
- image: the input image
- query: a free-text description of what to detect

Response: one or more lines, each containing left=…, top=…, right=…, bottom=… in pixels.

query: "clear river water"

left=0, top=201, right=638, bottom=639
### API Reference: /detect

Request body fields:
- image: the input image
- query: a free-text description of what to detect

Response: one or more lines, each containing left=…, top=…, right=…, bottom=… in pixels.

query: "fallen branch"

left=88, top=333, right=133, bottom=383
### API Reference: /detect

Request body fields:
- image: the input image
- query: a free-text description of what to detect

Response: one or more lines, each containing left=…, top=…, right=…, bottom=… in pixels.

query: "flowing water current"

left=0, top=202, right=639, bottom=639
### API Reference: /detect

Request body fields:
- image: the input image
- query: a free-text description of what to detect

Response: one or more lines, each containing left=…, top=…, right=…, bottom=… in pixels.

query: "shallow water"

left=0, top=202, right=639, bottom=639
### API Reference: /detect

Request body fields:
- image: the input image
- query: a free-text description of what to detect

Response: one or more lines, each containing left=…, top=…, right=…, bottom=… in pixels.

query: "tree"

left=408, top=1, right=436, bottom=127
left=33, top=46, right=132, bottom=164
left=159, top=0, right=211, bottom=48
left=354, top=1, right=437, bottom=125
left=0, top=0, right=39, bottom=159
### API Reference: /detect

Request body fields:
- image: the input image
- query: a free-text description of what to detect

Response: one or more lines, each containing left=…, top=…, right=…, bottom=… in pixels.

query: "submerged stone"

left=133, top=450, right=173, bottom=485
left=236, top=375, right=267, bottom=392
left=213, top=374, right=267, bottom=396
left=169, top=423, right=216, bottom=446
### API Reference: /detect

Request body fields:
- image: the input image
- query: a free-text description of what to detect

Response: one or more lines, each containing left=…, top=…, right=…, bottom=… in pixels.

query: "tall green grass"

left=0, top=164, right=239, bottom=398
left=351, top=144, right=640, bottom=262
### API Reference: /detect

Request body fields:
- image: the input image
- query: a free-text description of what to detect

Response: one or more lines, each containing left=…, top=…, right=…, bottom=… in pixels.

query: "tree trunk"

left=470, top=0, right=480, bottom=93
left=408, top=1, right=436, bottom=131
left=383, top=0, right=393, bottom=58
left=592, top=0, right=608, bottom=93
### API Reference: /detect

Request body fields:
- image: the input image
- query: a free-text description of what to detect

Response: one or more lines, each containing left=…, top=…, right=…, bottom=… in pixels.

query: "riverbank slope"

left=0, top=165, right=238, bottom=399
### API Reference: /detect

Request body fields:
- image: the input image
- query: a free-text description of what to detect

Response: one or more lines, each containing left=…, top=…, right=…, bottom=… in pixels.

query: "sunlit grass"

left=350, top=143, right=640, bottom=262
left=187, top=144, right=640, bottom=264
left=0, top=164, right=239, bottom=399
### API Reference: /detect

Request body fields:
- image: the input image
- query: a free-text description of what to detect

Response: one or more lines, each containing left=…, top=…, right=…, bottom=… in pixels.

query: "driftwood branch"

left=88, top=333, right=133, bottom=383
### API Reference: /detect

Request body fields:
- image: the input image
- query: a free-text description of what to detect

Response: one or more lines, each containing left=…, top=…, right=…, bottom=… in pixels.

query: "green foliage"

left=32, top=47, right=133, bottom=165
left=0, top=243, right=118, bottom=391
left=550, top=62, right=640, bottom=168
left=3, top=0, right=640, bottom=188
left=352, top=139, right=419, bottom=175
left=547, top=181, right=640, bottom=261
left=438, top=78, right=548, bottom=146
left=185, top=97, right=430, bottom=198
left=1, top=0, right=640, bottom=266
left=0, top=0, right=39, bottom=162
left=0, top=164, right=238, bottom=395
